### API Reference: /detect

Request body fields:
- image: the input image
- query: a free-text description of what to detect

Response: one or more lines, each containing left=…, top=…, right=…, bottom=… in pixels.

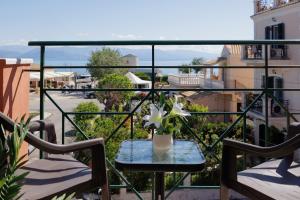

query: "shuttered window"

left=265, top=23, right=285, bottom=40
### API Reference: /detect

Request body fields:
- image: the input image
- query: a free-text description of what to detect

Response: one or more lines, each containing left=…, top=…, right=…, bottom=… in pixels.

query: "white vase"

left=152, top=133, right=173, bottom=152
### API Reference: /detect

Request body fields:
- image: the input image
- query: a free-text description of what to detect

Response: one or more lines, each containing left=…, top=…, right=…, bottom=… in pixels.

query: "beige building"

left=122, top=54, right=139, bottom=66
left=221, top=0, right=300, bottom=145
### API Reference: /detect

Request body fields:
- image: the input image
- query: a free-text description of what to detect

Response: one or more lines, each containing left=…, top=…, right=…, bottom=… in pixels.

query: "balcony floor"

left=111, top=189, right=247, bottom=200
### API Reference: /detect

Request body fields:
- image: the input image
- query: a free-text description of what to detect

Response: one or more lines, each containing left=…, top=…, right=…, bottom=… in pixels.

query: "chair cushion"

left=17, top=154, right=92, bottom=200
left=237, top=159, right=300, bottom=200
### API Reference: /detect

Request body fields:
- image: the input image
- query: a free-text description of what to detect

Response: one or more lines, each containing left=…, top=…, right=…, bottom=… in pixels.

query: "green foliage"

left=134, top=72, right=151, bottom=81
left=191, top=57, right=204, bottom=73
left=87, top=47, right=126, bottom=80
left=97, top=73, right=134, bottom=111
left=178, top=64, right=191, bottom=74
left=0, top=117, right=31, bottom=200
left=51, top=193, right=75, bottom=200
left=73, top=102, right=151, bottom=191
left=178, top=57, right=204, bottom=74
left=188, top=121, right=252, bottom=185
left=186, top=103, right=208, bottom=130
left=73, top=102, right=100, bottom=135
left=161, top=75, right=169, bottom=83
left=165, top=173, right=184, bottom=190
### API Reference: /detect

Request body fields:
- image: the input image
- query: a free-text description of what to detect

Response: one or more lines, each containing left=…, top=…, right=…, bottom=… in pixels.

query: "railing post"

left=130, top=114, right=134, bottom=139
left=62, top=112, right=65, bottom=144
left=264, top=44, right=269, bottom=146
left=287, top=112, right=290, bottom=135
left=243, top=114, right=247, bottom=169
left=39, top=46, right=45, bottom=158
left=151, top=45, right=155, bottom=103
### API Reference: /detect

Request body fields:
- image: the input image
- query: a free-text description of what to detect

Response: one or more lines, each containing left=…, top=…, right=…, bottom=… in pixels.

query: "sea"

left=44, top=60, right=218, bottom=75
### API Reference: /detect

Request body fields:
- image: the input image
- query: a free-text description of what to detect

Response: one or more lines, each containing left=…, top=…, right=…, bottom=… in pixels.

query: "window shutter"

left=265, top=26, right=271, bottom=40
left=261, top=75, right=265, bottom=88
left=278, top=23, right=285, bottom=39
left=278, top=23, right=285, bottom=50
left=274, top=77, right=283, bottom=102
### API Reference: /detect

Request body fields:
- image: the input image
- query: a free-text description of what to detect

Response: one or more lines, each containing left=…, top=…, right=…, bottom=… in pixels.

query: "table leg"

left=155, top=172, right=165, bottom=200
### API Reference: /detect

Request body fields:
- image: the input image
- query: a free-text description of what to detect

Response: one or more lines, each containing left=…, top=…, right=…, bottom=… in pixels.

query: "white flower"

left=143, top=104, right=166, bottom=128
left=170, top=96, right=191, bottom=118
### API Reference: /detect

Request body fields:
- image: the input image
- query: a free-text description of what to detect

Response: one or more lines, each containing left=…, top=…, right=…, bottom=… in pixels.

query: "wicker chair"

left=220, top=123, right=300, bottom=200
left=0, top=112, right=109, bottom=200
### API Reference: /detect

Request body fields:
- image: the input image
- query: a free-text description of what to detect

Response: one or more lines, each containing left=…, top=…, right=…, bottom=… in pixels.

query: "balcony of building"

left=1, top=40, right=300, bottom=200
left=242, top=44, right=289, bottom=61
left=168, top=73, right=224, bottom=89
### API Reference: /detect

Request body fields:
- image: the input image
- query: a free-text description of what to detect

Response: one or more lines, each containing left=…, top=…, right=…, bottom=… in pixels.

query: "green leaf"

left=0, top=120, right=29, bottom=200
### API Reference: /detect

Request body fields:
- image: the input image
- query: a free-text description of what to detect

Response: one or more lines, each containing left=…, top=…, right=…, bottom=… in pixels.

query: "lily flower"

left=143, top=104, right=166, bottom=128
left=170, top=96, right=191, bottom=118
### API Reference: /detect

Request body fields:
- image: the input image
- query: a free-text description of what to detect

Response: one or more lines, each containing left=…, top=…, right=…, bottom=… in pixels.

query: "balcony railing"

left=243, top=44, right=288, bottom=60
left=168, top=74, right=224, bottom=89
left=28, top=40, right=300, bottom=199
left=255, top=0, right=300, bottom=14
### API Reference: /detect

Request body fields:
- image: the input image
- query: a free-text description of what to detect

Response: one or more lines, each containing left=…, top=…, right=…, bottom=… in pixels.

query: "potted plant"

left=143, top=95, right=191, bottom=152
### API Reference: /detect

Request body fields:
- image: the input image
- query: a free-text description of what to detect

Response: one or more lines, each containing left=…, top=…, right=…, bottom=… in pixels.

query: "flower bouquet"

left=143, top=95, right=191, bottom=152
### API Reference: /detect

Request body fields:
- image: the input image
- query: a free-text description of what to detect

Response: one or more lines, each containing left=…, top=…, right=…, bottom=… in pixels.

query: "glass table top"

left=115, top=140, right=206, bottom=172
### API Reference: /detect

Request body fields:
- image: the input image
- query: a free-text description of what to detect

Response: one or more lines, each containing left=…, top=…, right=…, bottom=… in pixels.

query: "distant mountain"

left=0, top=45, right=218, bottom=63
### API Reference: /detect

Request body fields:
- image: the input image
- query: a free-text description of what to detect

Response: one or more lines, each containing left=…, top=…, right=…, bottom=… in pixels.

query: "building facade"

left=228, top=0, right=300, bottom=145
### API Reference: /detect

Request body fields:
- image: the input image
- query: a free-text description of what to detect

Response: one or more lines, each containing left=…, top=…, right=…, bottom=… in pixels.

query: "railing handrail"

left=33, top=39, right=300, bottom=199
left=28, top=39, right=300, bottom=46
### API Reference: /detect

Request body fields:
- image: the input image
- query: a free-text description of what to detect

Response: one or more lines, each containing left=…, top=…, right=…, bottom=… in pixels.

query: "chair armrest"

left=221, top=134, right=300, bottom=187
left=223, top=133, right=300, bottom=158
left=25, top=132, right=108, bottom=187
left=25, top=132, right=103, bottom=154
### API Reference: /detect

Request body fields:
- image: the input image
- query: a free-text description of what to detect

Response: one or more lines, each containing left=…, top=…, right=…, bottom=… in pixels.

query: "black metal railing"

left=28, top=40, right=300, bottom=199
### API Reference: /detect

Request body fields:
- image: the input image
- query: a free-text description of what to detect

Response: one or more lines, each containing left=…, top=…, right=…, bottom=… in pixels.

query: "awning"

left=30, top=71, right=75, bottom=81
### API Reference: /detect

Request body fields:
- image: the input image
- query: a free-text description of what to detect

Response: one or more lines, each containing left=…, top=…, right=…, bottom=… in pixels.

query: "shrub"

left=98, top=73, right=134, bottom=111
left=73, top=102, right=100, bottom=138
left=134, top=72, right=151, bottom=81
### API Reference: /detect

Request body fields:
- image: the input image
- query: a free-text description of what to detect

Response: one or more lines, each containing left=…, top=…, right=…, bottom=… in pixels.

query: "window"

left=261, top=75, right=284, bottom=101
left=265, top=23, right=286, bottom=58
left=265, top=23, right=285, bottom=40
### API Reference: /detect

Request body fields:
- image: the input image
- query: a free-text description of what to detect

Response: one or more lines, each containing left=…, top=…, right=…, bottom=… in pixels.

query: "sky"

left=0, top=0, right=254, bottom=53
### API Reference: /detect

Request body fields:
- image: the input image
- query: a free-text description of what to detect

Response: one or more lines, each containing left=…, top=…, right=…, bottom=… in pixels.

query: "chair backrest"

left=0, top=112, right=15, bottom=133
left=0, top=112, right=57, bottom=144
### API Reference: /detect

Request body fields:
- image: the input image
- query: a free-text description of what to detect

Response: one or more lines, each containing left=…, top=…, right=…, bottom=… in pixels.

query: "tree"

left=178, top=64, right=191, bottom=74
left=87, top=47, right=126, bottom=80
left=98, top=73, right=134, bottom=111
left=134, top=72, right=151, bottom=81
left=191, top=57, right=204, bottom=73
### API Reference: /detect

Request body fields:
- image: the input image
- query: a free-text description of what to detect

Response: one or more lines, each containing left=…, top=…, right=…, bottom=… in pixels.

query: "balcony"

left=2, top=40, right=300, bottom=199
left=255, top=0, right=300, bottom=14
left=242, top=44, right=288, bottom=60
left=168, top=74, right=224, bottom=89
